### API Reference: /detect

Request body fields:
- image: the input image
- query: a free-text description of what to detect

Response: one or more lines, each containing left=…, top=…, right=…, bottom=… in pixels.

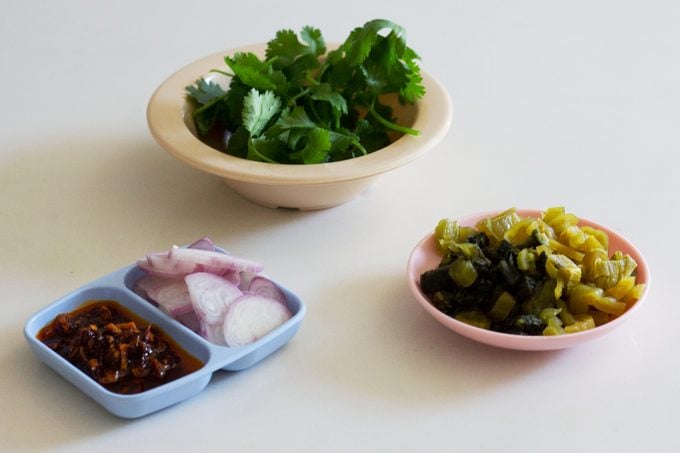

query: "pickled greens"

left=419, top=207, right=646, bottom=336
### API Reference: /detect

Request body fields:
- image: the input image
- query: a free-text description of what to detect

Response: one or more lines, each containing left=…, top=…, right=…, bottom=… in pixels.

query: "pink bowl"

left=406, top=209, right=650, bottom=351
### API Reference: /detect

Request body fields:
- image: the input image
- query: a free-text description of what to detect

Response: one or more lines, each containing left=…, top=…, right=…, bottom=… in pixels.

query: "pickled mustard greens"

left=420, top=207, right=646, bottom=336
left=185, top=19, right=425, bottom=164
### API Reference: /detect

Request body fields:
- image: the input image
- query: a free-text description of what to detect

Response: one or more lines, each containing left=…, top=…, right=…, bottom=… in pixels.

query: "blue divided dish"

left=24, top=260, right=305, bottom=419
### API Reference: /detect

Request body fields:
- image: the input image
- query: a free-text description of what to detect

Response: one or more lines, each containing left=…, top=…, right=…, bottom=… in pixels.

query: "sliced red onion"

left=247, top=276, right=287, bottom=304
left=137, top=246, right=200, bottom=278
left=188, top=236, right=216, bottom=251
left=238, top=271, right=258, bottom=291
left=135, top=238, right=290, bottom=346
left=135, top=275, right=194, bottom=316
left=138, top=246, right=264, bottom=279
left=175, top=311, right=200, bottom=333
left=223, top=294, right=292, bottom=347
left=221, top=269, right=242, bottom=287
left=133, top=277, right=158, bottom=305
left=135, top=274, right=167, bottom=297
left=201, top=322, right=228, bottom=345
left=170, top=247, right=263, bottom=274
left=185, top=272, right=243, bottom=346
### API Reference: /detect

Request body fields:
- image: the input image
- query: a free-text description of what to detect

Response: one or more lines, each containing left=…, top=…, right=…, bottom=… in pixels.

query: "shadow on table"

left=1, top=326, right=256, bottom=450
left=0, top=327, right=126, bottom=450
left=303, top=271, right=576, bottom=405
left=0, top=133, right=311, bottom=282
left=0, top=133, right=324, bottom=448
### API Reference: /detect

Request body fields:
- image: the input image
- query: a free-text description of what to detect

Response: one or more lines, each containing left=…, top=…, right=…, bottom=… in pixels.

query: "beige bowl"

left=147, top=43, right=453, bottom=210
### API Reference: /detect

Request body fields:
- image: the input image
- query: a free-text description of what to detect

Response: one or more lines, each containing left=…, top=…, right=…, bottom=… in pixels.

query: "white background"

left=1, top=1, right=678, bottom=451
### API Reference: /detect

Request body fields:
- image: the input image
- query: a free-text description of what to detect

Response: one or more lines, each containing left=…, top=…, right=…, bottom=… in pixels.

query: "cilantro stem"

left=316, top=61, right=330, bottom=81
left=351, top=139, right=368, bottom=156
left=368, top=105, right=420, bottom=136
left=192, top=94, right=228, bottom=117
left=288, top=88, right=311, bottom=106
left=305, top=73, right=321, bottom=86
left=247, top=139, right=279, bottom=164
left=308, top=101, right=323, bottom=124
left=210, top=69, right=235, bottom=78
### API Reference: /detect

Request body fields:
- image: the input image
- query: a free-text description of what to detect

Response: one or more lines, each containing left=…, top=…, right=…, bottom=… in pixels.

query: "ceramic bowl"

left=24, top=248, right=305, bottom=418
left=407, top=209, right=650, bottom=351
left=147, top=43, right=452, bottom=210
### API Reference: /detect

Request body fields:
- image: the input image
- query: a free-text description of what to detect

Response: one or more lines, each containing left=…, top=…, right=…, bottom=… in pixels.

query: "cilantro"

left=340, top=19, right=406, bottom=67
left=242, top=88, right=281, bottom=137
left=224, top=52, right=288, bottom=94
left=185, top=19, right=425, bottom=164
left=300, top=26, right=326, bottom=56
left=289, top=127, right=331, bottom=164
left=310, top=83, right=348, bottom=116
left=186, top=79, right=227, bottom=105
left=185, top=79, right=228, bottom=135
left=248, top=136, right=286, bottom=163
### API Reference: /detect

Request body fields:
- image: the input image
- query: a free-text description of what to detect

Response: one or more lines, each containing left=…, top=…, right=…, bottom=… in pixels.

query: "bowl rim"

left=146, top=42, right=453, bottom=185
left=406, top=208, right=650, bottom=350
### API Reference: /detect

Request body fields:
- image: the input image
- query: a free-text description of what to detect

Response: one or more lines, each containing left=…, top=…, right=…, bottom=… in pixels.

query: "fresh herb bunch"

left=185, top=19, right=425, bottom=165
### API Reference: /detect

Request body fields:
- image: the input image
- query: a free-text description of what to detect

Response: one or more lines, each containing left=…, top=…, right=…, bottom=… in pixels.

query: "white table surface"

left=2, top=1, right=678, bottom=451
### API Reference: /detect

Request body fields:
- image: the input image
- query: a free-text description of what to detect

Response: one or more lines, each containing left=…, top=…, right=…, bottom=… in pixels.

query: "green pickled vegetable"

left=419, top=206, right=646, bottom=336
left=545, top=253, right=582, bottom=299
left=487, top=292, right=516, bottom=322
left=435, top=219, right=477, bottom=253
left=517, top=248, right=538, bottom=275
left=592, top=252, right=638, bottom=290
left=476, top=207, right=521, bottom=245
left=520, top=278, right=556, bottom=316
left=540, top=307, right=565, bottom=335
left=455, top=311, right=491, bottom=329
left=448, top=258, right=478, bottom=287
left=564, top=314, right=596, bottom=333
left=556, top=299, right=576, bottom=326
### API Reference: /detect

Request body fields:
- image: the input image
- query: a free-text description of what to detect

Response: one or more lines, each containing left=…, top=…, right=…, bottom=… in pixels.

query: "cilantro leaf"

left=289, top=127, right=331, bottom=164
left=341, top=19, right=406, bottom=67
left=186, top=79, right=230, bottom=136
left=242, top=88, right=281, bottom=137
left=300, top=26, right=325, bottom=56
left=310, top=83, right=348, bottom=115
left=399, top=47, right=425, bottom=103
left=185, top=79, right=227, bottom=105
left=266, top=26, right=325, bottom=63
left=267, top=107, right=364, bottom=162
left=284, top=128, right=309, bottom=150
left=265, top=106, right=317, bottom=149
left=354, top=118, right=391, bottom=153
left=331, top=19, right=425, bottom=106
left=266, top=27, right=324, bottom=86
left=266, top=107, right=333, bottom=163
left=361, top=32, right=408, bottom=93
left=223, top=77, right=250, bottom=129
left=269, top=106, right=317, bottom=132
left=247, top=136, right=287, bottom=163
left=191, top=102, right=223, bottom=136
left=225, top=52, right=287, bottom=93
left=328, top=128, right=364, bottom=160
left=225, top=125, right=250, bottom=159
left=266, top=29, right=308, bottom=66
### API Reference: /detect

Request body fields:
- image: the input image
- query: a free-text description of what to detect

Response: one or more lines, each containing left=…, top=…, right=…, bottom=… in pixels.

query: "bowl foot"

left=223, top=178, right=378, bottom=210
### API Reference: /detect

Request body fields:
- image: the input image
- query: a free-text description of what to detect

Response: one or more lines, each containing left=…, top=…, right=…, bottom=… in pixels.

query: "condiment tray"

left=24, top=262, right=305, bottom=419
